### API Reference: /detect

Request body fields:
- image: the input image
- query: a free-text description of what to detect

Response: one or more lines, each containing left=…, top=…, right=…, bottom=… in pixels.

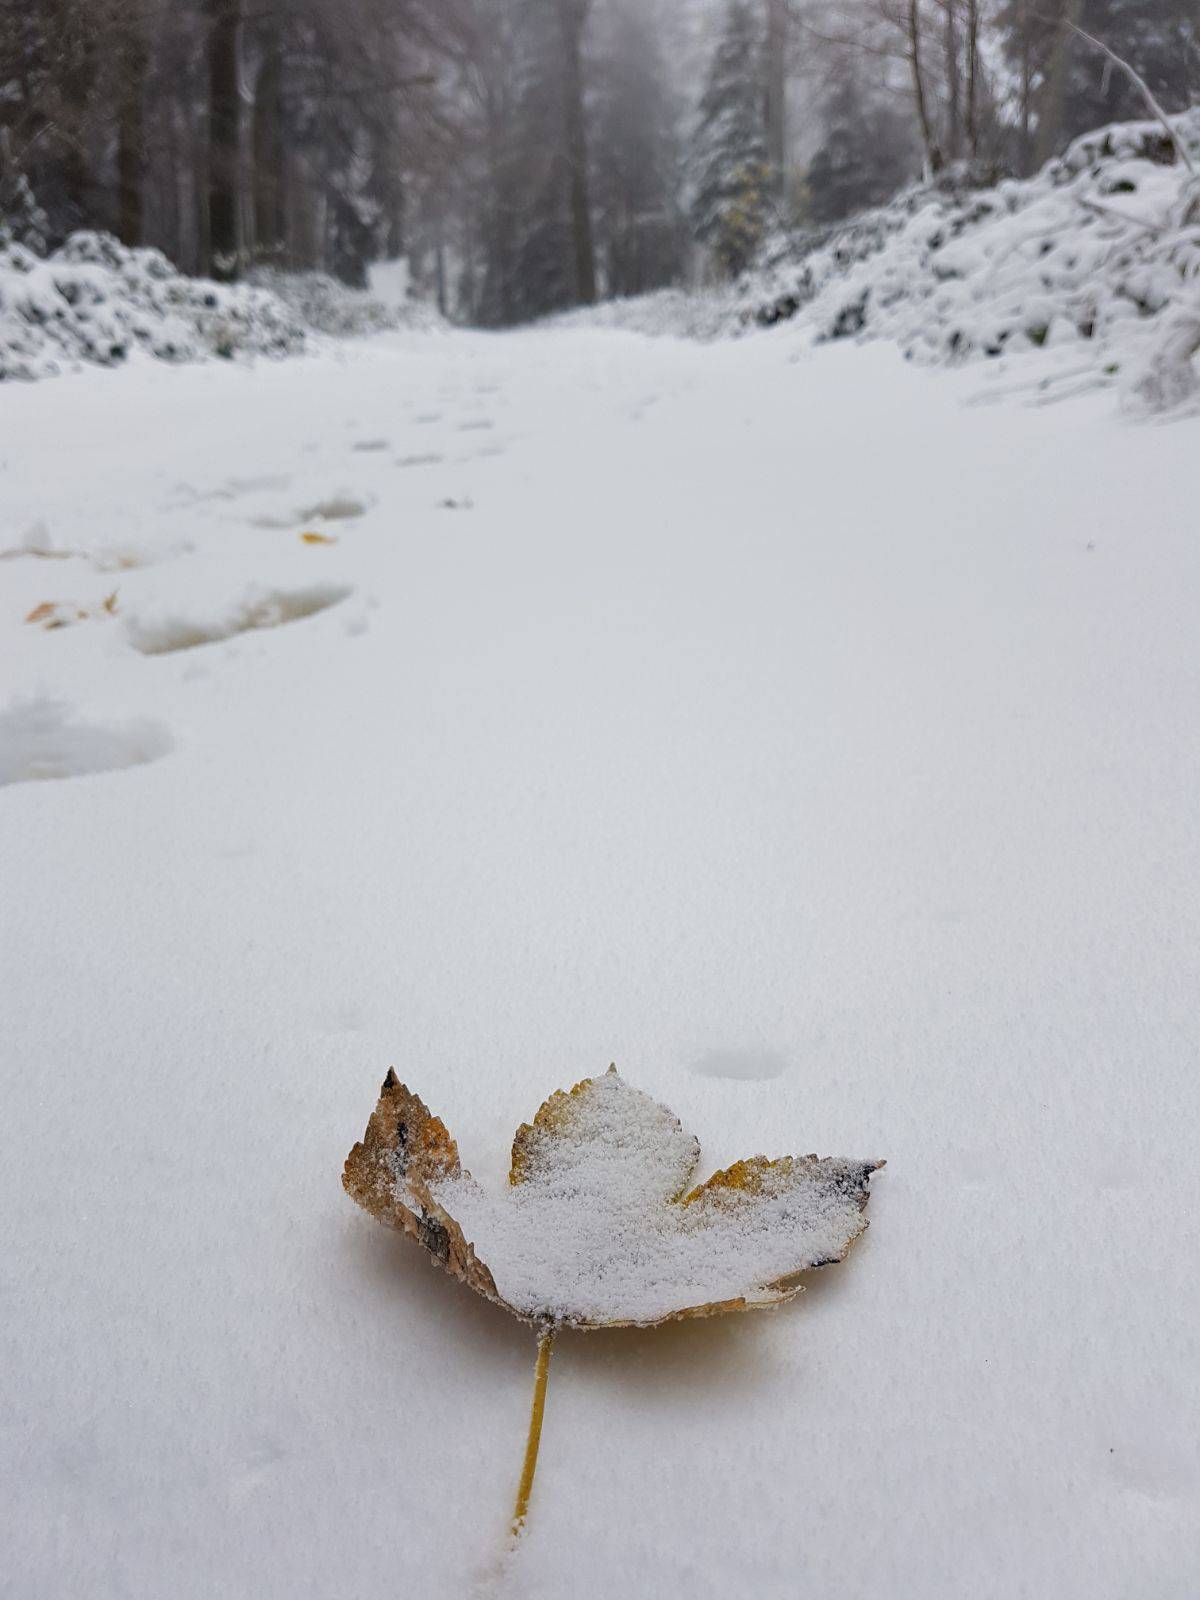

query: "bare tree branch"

left=1065, top=21, right=1197, bottom=177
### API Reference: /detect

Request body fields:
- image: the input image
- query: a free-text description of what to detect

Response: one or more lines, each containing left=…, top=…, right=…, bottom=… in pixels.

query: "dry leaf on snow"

left=24, top=595, right=117, bottom=628
left=345, top=1064, right=881, bottom=1328
left=345, top=1065, right=883, bottom=1541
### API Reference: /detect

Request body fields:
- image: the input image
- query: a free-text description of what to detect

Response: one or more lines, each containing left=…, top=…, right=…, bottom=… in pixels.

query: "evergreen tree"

left=689, top=0, right=771, bottom=279
left=805, top=57, right=918, bottom=226
left=505, top=0, right=578, bottom=320
left=474, top=0, right=597, bottom=323
left=592, top=0, right=684, bottom=297
left=1000, top=0, right=1200, bottom=170
left=1061, top=0, right=1199, bottom=134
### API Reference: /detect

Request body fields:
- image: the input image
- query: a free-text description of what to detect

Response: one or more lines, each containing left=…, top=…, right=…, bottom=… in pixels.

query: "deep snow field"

left=2, top=323, right=1198, bottom=1599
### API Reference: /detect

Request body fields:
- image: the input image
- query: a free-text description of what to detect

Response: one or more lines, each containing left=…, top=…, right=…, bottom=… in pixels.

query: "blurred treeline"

left=1, top=0, right=1196, bottom=318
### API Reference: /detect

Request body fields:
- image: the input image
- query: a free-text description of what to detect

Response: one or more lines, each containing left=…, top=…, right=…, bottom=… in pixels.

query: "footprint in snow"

left=126, top=584, right=352, bottom=655
left=170, top=472, right=293, bottom=507
left=251, top=492, right=371, bottom=529
left=395, top=452, right=444, bottom=468
left=690, top=1048, right=788, bottom=1083
left=294, top=494, right=369, bottom=523
left=0, top=696, right=173, bottom=786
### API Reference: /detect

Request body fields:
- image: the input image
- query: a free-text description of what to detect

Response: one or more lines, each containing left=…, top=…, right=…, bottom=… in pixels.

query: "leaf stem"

left=511, top=1322, right=555, bottom=1540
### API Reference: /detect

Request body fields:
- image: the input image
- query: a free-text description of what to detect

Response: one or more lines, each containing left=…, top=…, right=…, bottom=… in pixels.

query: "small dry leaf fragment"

left=344, top=1066, right=882, bottom=1329
left=24, top=596, right=120, bottom=628
left=300, top=530, right=339, bottom=545
left=343, top=1074, right=501, bottom=1306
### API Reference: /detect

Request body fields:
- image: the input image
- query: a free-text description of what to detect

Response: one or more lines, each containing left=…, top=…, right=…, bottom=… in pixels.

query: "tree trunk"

left=908, top=0, right=941, bottom=177
left=965, top=0, right=979, bottom=161
left=1020, top=64, right=1032, bottom=172
left=253, top=46, right=286, bottom=263
left=0, top=127, right=19, bottom=220
left=51, top=0, right=97, bottom=229
left=557, top=0, right=596, bottom=306
left=944, top=0, right=961, bottom=163
left=1034, top=0, right=1083, bottom=168
left=206, top=0, right=241, bottom=280
left=765, top=0, right=787, bottom=198
left=116, top=15, right=147, bottom=245
left=435, top=229, right=447, bottom=316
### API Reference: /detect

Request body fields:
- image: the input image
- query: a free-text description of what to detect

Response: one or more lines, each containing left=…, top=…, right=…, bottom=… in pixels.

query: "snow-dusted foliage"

left=0, top=232, right=308, bottom=380
left=247, top=268, right=441, bottom=339
left=688, top=0, right=772, bottom=280
left=552, top=285, right=747, bottom=340
left=0, top=171, right=50, bottom=256
left=0, top=233, right=434, bottom=382
left=743, top=110, right=1200, bottom=405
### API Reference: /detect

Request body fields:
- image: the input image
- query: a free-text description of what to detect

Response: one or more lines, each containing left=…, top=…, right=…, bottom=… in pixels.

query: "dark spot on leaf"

left=418, top=1212, right=451, bottom=1264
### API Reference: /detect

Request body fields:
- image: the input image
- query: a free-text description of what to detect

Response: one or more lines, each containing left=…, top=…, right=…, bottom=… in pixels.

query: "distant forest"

left=2, top=0, right=1198, bottom=320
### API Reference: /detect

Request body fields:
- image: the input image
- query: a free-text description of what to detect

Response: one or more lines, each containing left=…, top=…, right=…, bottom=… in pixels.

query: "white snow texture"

left=2, top=264, right=1198, bottom=1598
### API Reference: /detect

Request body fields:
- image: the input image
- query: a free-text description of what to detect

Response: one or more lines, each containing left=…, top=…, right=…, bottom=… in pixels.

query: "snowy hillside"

left=565, top=110, right=1200, bottom=411
left=751, top=110, right=1200, bottom=387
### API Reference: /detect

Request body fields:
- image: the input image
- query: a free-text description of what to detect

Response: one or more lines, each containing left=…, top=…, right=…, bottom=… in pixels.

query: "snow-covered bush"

left=0, top=170, right=50, bottom=257
left=1123, top=308, right=1200, bottom=412
left=734, top=109, right=1200, bottom=406
left=555, top=108, right=1200, bottom=411
left=0, top=229, right=447, bottom=381
left=551, top=285, right=748, bottom=341
left=247, top=268, right=439, bottom=339
left=0, top=231, right=310, bottom=380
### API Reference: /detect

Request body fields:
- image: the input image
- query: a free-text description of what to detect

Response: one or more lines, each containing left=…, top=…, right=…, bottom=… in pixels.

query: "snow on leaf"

left=300, top=530, right=339, bottom=545
left=344, top=1065, right=882, bottom=1329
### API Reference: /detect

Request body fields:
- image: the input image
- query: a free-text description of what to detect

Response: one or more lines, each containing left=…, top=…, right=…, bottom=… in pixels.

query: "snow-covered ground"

left=2, top=324, right=1198, bottom=1599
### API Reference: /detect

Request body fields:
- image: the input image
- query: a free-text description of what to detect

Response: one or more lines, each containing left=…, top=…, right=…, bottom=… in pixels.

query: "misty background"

left=2, top=0, right=1198, bottom=321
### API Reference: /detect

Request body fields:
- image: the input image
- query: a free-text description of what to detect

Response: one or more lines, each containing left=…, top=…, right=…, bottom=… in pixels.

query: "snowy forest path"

left=2, top=327, right=1198, bottom=1600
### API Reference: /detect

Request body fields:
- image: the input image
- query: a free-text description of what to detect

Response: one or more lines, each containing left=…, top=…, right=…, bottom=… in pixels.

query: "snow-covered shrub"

left=730, top=107, right=1200, bottom=404
left=1123, top=308, right=1200, bottom=412
left=247, top=268, right=421, bottom=338
left=551, top=285, right=748, bottom=341
left=0, top=231, right=308, bottom=381
left=0, top=170, right=50, bottom=256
